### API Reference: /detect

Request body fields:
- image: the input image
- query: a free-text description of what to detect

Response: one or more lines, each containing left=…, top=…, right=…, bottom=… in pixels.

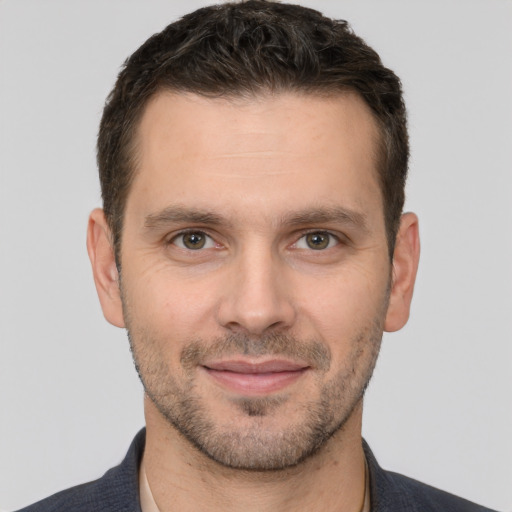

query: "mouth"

left=201, top=359, right=310, bottom=395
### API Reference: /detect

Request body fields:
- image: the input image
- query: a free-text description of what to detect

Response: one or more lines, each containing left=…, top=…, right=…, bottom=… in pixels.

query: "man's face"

left=117, top=91, right=393, bottom=470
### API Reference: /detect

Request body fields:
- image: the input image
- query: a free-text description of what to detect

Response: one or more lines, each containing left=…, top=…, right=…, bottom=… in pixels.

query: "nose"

left=216, top=244, right=296, bottom=336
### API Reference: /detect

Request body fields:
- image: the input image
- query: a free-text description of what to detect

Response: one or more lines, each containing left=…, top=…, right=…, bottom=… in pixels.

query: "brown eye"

left=183, top=232, right=205, bottom=249
left=295, top=232, right=338, bottom=250
left=305, top=232, right=329, bottom=250
left=173, top=231, right=215, bottom=250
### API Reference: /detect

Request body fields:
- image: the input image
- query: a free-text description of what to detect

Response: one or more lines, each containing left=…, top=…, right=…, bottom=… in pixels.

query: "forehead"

left=128, top=91, right=383, bottom=226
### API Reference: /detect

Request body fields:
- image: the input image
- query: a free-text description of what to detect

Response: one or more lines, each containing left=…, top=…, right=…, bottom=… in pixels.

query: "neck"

left=143, top=397, right=367, bottom=512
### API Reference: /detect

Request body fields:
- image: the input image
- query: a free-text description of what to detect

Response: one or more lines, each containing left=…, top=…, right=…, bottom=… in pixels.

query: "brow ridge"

left=144, top=205, right=368, bottom=231
left=144, top=206, right=228, bottom=229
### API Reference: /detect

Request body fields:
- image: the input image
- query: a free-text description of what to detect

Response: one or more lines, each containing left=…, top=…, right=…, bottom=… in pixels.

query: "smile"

left=202, top=359, right=310, bottom=395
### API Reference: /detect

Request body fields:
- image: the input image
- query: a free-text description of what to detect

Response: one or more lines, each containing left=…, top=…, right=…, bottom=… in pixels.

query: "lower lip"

left=203, top=368, right=308, bottom=395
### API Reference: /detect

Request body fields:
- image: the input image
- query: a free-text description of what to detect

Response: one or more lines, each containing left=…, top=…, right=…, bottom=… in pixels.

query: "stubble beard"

left=124, top=316, right=384, bottom=472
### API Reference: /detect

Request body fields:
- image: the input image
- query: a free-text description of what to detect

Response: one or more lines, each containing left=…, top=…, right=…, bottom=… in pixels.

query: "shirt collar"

left=139, top=448, right=371, bottom=512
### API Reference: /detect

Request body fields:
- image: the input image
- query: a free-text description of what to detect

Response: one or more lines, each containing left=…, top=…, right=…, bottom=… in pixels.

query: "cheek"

left=295, top=265, right=390, bottom=342
left=123, top=266, right=220, bottom=343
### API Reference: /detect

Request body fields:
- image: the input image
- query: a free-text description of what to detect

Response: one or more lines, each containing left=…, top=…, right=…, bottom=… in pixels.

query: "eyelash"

left=293, top=230, right=340, bottom=250
left=169, top=230, right=218, bottom=250
left=168, top=229, right=342, bottom=251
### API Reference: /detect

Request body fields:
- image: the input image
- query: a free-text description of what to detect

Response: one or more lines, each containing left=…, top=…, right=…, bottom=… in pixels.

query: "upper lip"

left=203, top=359, right=309, bottom=374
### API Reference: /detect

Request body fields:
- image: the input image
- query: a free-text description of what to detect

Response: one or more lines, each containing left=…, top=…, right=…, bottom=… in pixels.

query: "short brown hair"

left=98, top=0, right=408, bottom=261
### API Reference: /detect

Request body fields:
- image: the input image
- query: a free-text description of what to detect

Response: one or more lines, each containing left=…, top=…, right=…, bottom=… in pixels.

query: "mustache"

left=180, top=332, right=331, bottom=372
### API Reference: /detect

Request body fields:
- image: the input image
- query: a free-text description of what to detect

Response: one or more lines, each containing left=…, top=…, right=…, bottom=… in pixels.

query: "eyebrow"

left=282, top=207, right=368, bottom=232
left=144, top=206, right=229, bottom=229
left=144, top=205, right=368, bottom=232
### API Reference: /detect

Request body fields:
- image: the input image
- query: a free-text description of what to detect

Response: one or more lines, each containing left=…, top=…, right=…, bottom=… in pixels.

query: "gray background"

left=0, top=1, right=511, bottom=510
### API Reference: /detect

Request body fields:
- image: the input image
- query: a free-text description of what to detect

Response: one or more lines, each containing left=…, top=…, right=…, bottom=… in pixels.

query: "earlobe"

left=86, top=208, right=125, bottom=328
left=384, top=212, right=420, bottom=332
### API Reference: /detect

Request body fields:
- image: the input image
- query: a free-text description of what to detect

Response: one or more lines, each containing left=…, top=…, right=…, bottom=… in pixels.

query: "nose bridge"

left=216, top=238, right=295, bottom=335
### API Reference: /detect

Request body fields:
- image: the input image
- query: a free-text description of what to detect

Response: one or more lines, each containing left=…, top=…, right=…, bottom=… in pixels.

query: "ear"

left=384, top=212, right=420, bottom=332
left=86, top=208, right=125, bottom=328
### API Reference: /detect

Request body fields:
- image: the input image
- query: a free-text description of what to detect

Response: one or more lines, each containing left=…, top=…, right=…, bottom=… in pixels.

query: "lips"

left=202, top=359, right=309, bottom=395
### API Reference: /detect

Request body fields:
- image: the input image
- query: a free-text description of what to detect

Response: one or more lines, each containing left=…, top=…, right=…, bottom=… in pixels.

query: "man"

left=16, top=1, right=498, bottom=511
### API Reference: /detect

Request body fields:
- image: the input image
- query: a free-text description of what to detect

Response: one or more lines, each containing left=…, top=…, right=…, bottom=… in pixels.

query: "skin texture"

left=87, top=91, right=420, bottom=512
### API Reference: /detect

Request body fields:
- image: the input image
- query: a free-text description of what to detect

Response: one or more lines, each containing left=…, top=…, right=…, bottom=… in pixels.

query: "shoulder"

left=15, top=479, right=105, bottom=512
left=363, top=440, right=498, bottom=512
left=383, top=470, right=498, bottom=512
left=15, top=429, right=145, bottom=512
